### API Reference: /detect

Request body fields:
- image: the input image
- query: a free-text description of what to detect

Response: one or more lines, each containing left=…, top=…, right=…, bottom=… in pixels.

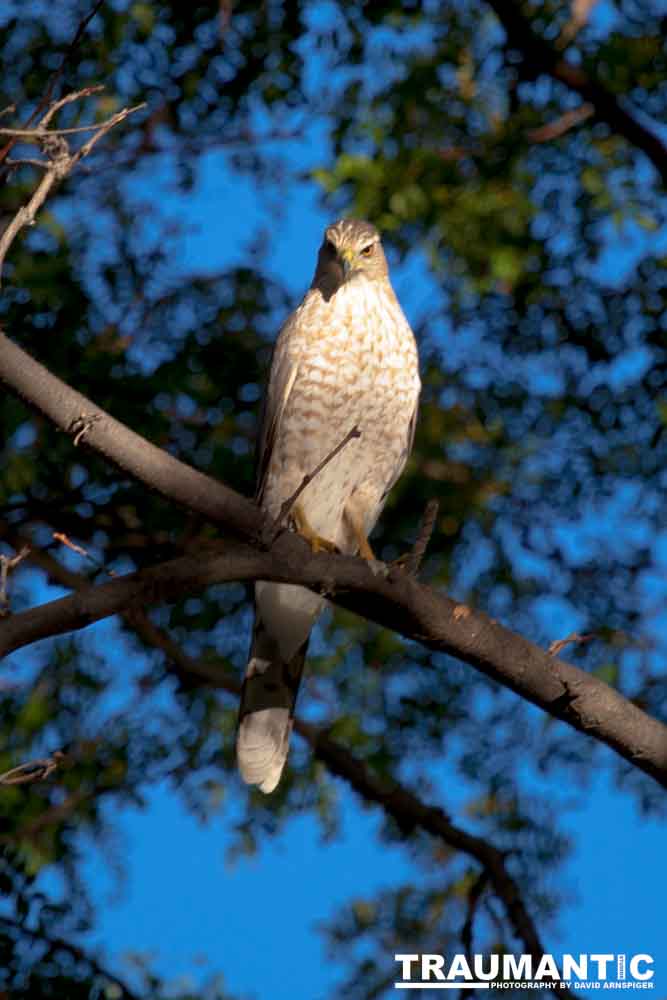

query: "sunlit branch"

left=0, top=750, right=64, bottom=786
left=0, top=87, right=145, bottom=283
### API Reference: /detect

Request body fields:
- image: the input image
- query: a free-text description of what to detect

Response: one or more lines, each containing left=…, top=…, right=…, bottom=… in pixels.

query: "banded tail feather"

left=236, top=603, right=311, bottom=793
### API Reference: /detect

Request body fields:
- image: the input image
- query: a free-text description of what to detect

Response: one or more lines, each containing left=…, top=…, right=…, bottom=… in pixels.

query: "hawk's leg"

left=292, top=503, right=339, bottom=554
left=344, top=505, right=376, bottom=562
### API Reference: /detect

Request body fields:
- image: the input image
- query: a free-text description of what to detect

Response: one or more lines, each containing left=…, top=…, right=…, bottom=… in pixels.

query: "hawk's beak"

left=340, top=247, right=356, bottom=278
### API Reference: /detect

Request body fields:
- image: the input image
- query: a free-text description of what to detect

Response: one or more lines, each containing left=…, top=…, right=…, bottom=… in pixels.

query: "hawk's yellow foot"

left=344, top=506, right=377, bottom=562
left=292, top=503, right=339, bottom=554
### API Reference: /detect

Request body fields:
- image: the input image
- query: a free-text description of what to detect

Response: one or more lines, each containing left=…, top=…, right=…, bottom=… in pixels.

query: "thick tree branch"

left=1, top=334, right=666, bottom=787
left=1, top=521, right=666, bottom=790
left=0, top=330, right=261, bottom=540
left=487, top=0, right=667, bottom=186
left=0, top=532, right=563, bottom=978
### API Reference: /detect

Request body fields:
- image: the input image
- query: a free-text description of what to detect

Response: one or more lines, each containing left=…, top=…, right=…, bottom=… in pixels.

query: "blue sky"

left=5, top=5, right=666, bottom=994
left=84, top=768, right=664, bottom=999
left=54, top=136, right=664, bottom=997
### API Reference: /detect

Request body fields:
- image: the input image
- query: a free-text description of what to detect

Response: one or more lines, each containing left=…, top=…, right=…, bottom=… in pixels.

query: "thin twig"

left=0, top=90, right=145, bottom=284
left=53, top=529, right=119, bottom=577
left=70, top=102, right=146, bottom=165
left=0, top=96, right=144, bottom=145
left=0, top=750, right=64, bottom=785
left=29, top=5, right=105, bottom=129
left=528, top=103, right=594, bottom=142
left=402, top=498, right=439, bottom=575
left=548, top=632, right=594, bottom=657
left=0, top=1, right=105, bottom=168
left=5, top=157, right=51, bottom=170
left=52, top=532, right=90, bottom=559
left=268, top=425, right=361, bottom=542
left=38, top=84, right=106, bottom=130
left=0, top=163, right=62, bottom=282
left=0, top=545, right=30, bottom=616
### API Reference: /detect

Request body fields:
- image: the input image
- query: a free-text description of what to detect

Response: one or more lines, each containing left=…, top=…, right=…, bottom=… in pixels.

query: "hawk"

left=237, top=218, right=420, bottom=792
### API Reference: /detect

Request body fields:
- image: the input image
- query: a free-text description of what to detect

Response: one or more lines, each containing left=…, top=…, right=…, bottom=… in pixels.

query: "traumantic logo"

left=394, top=953, right=655, bottom=990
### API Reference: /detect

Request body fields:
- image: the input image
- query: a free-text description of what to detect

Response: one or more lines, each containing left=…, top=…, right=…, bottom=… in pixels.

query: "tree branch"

left=0, top=542, right=30, bottom=615
left=1, top=914, right=142, bottom=1000
left=84, top=611, right=568, bottom=990
left=527, top=103, right=594, bottom=143
left=298, top=719, right=576, bottom=996
left=0, top=750, right=64, bottom=786
left=0, top=89, right=145, bottom=282
left=1, top=518, right=666, bottom=790
left=0, top=329, right=262, bottom=540
left=487, top=0, right=667, bottom=186
left=0, top=0, right=105, bottom=170
left=1, top=331, right=666, bottom=787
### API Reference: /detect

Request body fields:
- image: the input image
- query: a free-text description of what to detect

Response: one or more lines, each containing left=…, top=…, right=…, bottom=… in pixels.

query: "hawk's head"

left=313, top=218, right=389, bottom=298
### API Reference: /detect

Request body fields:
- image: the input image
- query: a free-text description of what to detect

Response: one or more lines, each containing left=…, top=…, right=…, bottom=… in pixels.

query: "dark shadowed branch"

left=0, top=425, right=665, bottom=791
left=461, top=869, right=490, bottom=959
left=1, top=914, right=142, bottom=1000
left=55, top=589, right=569, bottom=992
left=0, top=329, right=261, bottom=539
left=131, top=626, right=573, bottom=997
left=298, top=719, right=576, bottom=997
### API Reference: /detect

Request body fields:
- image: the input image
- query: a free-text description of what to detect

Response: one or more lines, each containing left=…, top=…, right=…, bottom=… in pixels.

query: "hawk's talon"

left=365, top=558, right=388, bottom=578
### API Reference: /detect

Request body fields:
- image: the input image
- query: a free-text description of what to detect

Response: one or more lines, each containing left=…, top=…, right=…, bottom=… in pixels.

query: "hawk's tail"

left=236, top=616, right=309, bottom=794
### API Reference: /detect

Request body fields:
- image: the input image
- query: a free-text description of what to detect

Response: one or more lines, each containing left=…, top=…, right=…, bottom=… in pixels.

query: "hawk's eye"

left=360, top=244, right=374, bottom=256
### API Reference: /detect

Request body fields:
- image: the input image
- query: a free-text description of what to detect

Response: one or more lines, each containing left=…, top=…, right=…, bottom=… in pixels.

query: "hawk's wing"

left=255, top=323, right=300, bottom=505
left=380, top=395, right=419, bottom=503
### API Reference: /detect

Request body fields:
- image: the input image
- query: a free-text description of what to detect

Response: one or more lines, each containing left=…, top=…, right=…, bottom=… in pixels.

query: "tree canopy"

left=0, top=1, right=665, bottom=997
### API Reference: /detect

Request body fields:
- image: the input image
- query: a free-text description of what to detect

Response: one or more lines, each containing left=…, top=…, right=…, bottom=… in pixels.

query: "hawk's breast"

left=262, top=276, right=420, bottom=544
